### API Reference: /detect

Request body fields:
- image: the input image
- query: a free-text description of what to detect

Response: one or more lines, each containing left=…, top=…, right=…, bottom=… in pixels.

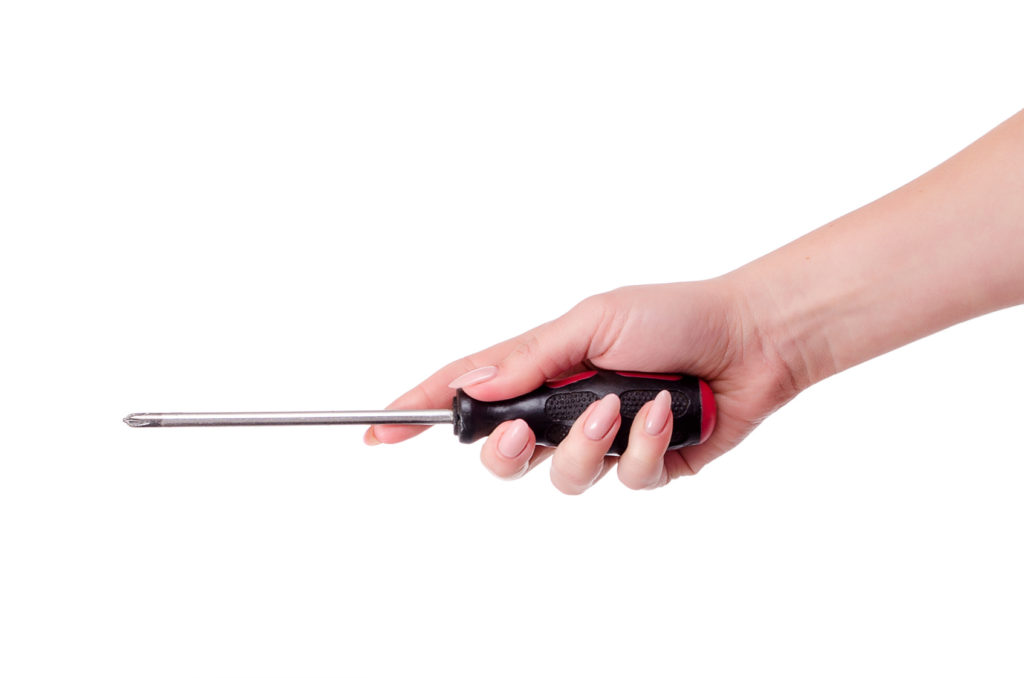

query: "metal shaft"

left=123, top=409, right=454, bottom=428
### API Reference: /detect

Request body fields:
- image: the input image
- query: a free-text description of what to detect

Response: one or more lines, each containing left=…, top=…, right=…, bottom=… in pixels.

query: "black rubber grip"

left=452, top=369, right=708, bottom=456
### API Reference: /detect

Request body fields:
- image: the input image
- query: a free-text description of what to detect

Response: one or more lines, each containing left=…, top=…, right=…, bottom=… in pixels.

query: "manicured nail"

left=644, top=390, right=672, bottom=436
left=497, top=419, right=530, bottom=459
left=583, top=393, right=620, bottom=441
left=363, top=427, right=381, bottom=446
left=447, top=365, right=498, bottom=390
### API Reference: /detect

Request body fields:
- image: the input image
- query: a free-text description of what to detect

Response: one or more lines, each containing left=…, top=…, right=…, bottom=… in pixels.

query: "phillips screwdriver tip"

left=123, top=414, right=152, bottom=427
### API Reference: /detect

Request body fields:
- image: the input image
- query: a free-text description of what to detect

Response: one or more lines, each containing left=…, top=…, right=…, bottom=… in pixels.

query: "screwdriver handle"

left=452, top=369, right=716, bottom=456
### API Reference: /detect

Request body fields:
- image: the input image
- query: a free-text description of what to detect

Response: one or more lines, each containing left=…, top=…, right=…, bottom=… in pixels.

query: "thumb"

left=459, top=300, right=605, bottom=402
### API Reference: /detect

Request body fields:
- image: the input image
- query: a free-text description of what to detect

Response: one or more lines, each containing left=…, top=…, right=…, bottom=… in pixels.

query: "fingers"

left=617, top=390, right=674, bottom=490
left=481, top=391, right=676, bottom=494
left=549, top=394, right=622, bottom=495
left=368, top=300, right=604, bottom=445
left=477, top=419, right=535, bottom=478
left=476, top=390, right=683, bottom=493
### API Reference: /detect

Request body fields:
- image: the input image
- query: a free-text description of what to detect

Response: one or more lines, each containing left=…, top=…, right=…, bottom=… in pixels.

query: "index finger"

left=366, top=337, right=522, bottom=445
left=367, top=301, right=603, bottom=446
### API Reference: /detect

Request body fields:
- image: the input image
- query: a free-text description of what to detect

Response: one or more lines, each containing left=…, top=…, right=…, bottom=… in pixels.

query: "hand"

left=367, top=111, right=1024, bottom=494
left=366, top=278, right=801, bottom=493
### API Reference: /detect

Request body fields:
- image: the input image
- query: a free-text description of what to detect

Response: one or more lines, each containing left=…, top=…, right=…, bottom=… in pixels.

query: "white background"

left=2, top=1, right=1023, bottom=676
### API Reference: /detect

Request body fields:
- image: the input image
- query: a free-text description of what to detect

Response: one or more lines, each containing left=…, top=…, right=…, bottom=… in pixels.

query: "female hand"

left=367, top=110, right=1024, bottom=494
left=366, top=278, right=800, bottom=493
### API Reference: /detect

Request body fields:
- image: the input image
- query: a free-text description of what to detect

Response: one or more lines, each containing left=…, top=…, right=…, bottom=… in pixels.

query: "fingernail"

left=583, top=393, right=620, bottom=441
left=497, top=419, right=530, bottom=459
left=363, top=427, right=381, bottom=446
left=447, top=365, right=498, bottom=390
left=644, top=390, right=672, bottom=436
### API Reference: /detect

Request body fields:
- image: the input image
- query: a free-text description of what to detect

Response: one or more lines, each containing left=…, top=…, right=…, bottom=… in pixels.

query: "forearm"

left=734, top=109, right=1024, bottom=390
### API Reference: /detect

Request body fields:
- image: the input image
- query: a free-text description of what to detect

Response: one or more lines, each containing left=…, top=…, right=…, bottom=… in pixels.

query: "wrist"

left=719, top=110, right=1024, bottom=399
left=723, top=247, right=845, bottom=395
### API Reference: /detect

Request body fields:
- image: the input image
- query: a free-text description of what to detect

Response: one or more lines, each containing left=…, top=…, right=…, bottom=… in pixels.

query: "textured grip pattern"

left=620, top=389, right=692, bottom=418
left=544, top=392, right=598, bottom=420
left=453, top=369, right=707, bottom=456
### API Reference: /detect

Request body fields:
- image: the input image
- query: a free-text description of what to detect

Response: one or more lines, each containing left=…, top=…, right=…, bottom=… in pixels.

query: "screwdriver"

left=124, top=369, right=716, bottom=455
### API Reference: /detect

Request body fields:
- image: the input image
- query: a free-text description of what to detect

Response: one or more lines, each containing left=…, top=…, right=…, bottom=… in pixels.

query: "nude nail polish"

left=644, top=390, right=672, bottom=436
left=583, top=394, right=620, bottom=441
left=497, top=419, right=530, bottom=459
left=447, top=365, right=498, bottom=390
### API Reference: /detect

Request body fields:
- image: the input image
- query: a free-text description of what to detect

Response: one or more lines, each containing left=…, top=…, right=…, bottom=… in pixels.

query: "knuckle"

left=550, top=460, right=594, bottom=495
left=551, top=475, right=587, bottom=495
left=509, top=333, right=563, bottom=377
left=506, top=462, right=531, bottom=480
left=480, top=447, right=516, bottom=480
left=572, top=292, right=611, bottom=318
left=617, top=467, right=647, bottom=491
left=664, top=451, right=698, bottom=478
left=511, top=333, right=539, bottom=360
left=485, top=461, right=526, bottom=481
left=618, top=445, right=665, bottom=490
left=509, top=332, right=563, bottom=380
left=558, top=456, right=600, bottom=489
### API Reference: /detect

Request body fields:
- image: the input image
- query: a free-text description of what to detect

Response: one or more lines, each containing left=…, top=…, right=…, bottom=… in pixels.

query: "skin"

left=367, top=109, right=1024, bottom=494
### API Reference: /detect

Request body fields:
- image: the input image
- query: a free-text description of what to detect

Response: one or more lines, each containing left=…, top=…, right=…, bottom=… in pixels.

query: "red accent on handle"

left=613, top=371, right=682, bottom=381
left=545, top=370, right=598, bottom=389
left=698, top=380, right=716, bottom=444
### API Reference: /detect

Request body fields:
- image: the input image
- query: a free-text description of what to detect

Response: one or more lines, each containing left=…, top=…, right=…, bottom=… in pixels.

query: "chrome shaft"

left=123, top=409, right=454, bottom=428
